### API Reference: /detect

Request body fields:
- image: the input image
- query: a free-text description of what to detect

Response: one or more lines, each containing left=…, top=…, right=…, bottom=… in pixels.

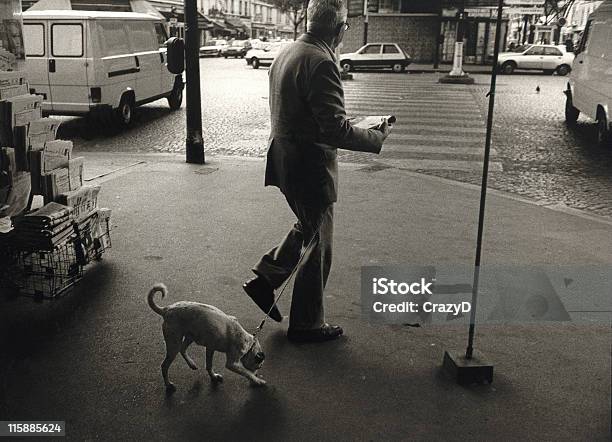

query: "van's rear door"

left=23, top=20, right=52, bottom=112
left=48, top=21, right=90, bottom=114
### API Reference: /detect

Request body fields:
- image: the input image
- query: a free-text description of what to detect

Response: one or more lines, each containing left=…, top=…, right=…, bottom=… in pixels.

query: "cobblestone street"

left=60, top=58, right=612, bottom=218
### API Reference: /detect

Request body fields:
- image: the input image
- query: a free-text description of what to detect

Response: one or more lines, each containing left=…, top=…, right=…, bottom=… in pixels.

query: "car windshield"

left=513, top=44, right=532, bottom=53
left=232, top=41, right=244, bottom=47
left=215, top=40, right=227, bottom=46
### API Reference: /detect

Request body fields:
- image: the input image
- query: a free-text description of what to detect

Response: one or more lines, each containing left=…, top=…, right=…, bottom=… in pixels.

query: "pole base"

left=340, top=72, right=353, bottom=81
left=439, top=74, right=475, bottom=85
left=442, top=350, right=493, bottom=385
left=186, top=142, right=205, bottom=164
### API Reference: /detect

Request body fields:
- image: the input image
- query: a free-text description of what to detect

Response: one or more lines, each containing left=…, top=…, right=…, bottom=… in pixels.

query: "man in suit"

left=244, top=0, right=391, bottom=342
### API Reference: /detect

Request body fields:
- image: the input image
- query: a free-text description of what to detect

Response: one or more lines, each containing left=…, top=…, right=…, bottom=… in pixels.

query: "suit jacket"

left=264, top=33, right=383, bottom=206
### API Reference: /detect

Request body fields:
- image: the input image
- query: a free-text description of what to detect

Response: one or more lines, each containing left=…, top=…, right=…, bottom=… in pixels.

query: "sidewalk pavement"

left=1, top=152, right=610, bottom=441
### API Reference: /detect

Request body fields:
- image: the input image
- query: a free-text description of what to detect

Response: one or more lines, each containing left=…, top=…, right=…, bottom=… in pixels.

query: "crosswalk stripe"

left=347, top=108, right=484, bottom=119
left=392, top=125, right=487, bottom=134
left=381, top=144, right=497, bottom=156
left=346, top=101, right=481, bottom=110
left=373, top=158, right=503, bottom=172
left=389, top=133, right=483, bottom=143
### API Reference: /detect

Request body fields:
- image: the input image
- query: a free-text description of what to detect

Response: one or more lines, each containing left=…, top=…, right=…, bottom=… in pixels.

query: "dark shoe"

left=243, top=276, right=283, bottom=322
left=287, top=323, right=343, bottom=343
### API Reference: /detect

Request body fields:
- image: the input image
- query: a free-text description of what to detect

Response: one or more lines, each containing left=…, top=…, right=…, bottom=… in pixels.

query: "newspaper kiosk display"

left=0, top=0, right=111, bottom=299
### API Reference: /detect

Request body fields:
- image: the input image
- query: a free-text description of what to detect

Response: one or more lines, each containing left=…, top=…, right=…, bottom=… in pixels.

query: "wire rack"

left=9, top=237, right=83, bottom=299
left=1, top=213, right=112, bottom=300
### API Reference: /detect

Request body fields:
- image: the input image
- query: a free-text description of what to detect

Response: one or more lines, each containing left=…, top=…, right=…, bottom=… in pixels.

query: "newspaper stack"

left=13, top=201, right=74, bottom=250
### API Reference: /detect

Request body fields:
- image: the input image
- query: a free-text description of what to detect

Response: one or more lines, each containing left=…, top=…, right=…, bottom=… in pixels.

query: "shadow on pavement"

left=56, top=105, right=177, bottom=141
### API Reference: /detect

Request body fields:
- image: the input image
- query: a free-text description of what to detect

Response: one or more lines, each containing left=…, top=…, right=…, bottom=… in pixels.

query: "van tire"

left=252, top=58, right=260, bottom=69
left=168, top=84, right=183, bottom=110
left=564, top=93, right=579, bottom=126
left=596, top=108, right=611, bottom=147
left=116, top=94, right=134, bottom=128
left=556, top=64, right=571, bottom=76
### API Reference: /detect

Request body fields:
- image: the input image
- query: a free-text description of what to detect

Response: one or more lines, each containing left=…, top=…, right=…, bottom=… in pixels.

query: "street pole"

left=184, top=0, right=205, bottom=164
left=449, top=1, right=465, bottom=76
left=439, top=0, right=473, bottom=84
left=363, top=0, right=368, bottom=46
left=465, top=0, right=505, bottom=360
left=441, top=0, right=502, bottom=385
left=433, top=1, right=443, bottom=70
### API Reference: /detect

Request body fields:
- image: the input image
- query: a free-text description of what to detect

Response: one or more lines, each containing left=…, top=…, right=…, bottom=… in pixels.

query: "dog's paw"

left=210, top=373, right=224, bottom=383
left=250, top=378, right=267, bottom=388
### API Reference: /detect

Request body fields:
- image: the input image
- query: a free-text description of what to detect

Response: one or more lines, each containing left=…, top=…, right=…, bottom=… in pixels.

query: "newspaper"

left=349, top=115, right=395, bottom=130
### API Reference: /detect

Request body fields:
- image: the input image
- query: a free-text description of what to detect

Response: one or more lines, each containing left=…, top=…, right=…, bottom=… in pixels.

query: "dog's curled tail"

left=147, top=283, right=168, bottom=316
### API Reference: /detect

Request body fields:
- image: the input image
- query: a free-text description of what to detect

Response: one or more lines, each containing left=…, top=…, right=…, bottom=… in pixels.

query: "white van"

left=565, top=1, right=612, bottom=145
left=22, top=10, right=183, bottom=127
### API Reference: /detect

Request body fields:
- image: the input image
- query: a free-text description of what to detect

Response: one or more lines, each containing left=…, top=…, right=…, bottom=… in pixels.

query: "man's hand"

left=377, top=118, right=392, bottom=140
left=369, top=118, right=391, bottom=150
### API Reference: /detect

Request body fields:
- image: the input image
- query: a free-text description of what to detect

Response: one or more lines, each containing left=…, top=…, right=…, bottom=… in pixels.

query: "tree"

left=270, top=0, right=309, bottom=40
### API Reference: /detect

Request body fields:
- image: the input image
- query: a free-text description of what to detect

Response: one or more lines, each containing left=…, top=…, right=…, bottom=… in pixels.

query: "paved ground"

left=55, top=58, right=612, bottom=219
left=0, top=155, right=610, bottom=441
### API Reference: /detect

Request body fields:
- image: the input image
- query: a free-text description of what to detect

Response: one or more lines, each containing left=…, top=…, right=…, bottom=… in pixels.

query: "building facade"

left=23, top=0, right=298, bottom=44
left=342, top=0, right=507, bottom=65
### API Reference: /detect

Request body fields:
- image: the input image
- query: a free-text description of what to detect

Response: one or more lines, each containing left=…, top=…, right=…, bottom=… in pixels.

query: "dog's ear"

left=255, top=352, right=265, bottom=362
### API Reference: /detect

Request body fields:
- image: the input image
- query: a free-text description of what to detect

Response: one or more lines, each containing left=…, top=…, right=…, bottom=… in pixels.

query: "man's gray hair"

left=307, top=0, right=347, bottom=36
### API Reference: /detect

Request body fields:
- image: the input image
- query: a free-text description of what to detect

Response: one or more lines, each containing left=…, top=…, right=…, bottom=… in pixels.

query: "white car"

left=497, top=44, right=574, bottom=75
left=339, top=43, right=411, bottom=73
left=199, top=39, right=228, bottom=57
left=245, top=42, right=290, bottom=69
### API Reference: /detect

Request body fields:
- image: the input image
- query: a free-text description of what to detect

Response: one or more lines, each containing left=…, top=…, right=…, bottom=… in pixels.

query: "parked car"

left=339, top=43, right=411, bottom=73
left=199, top=39, right=228, bottom=57
left=245, top=42, right=290, bottom=69
left=22, top=10, right=183, bottom=126
left=565, top=1, right=612, bottom=145
left=497, top=44, right=574, bottom=75
left=222, top=40, right=252, bottom=58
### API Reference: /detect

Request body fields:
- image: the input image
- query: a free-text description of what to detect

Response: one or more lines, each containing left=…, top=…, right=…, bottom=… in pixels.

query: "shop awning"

left=224, top=16, right=250, bottom=33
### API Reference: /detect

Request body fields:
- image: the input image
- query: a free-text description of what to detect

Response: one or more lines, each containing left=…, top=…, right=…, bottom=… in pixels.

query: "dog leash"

left=252, top=219, right=323, bottom=339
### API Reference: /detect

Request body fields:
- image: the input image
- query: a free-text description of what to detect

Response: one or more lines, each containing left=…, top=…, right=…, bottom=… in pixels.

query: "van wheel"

left=596, top=109, right=611, bottom=147
left=557, top=64, right=570, bottom=76
left=168, top=84, right=183, bottom=110
left=341, top=61, right=353, bottom=73
left=252, top=58, right=260, bottom=69
left=564, top=93, right=579, bottom=126
left=116, top=95, right=134, bottom=128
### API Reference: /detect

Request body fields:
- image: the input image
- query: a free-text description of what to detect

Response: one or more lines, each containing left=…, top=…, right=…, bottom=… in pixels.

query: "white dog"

left=147, top=283, right=266, bottom=391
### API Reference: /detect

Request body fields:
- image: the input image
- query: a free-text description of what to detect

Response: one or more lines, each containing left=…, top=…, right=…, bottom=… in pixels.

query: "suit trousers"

left=253, top=196, right=333, bottom=330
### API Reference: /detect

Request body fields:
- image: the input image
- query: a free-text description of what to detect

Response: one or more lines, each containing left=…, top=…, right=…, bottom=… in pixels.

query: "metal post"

left=363, top=0, right=368, bottom=46
left=433, top=2, right=443, bottom=69
left=184, top=0, right=205, bottom=164
left=449, top=2, right=466, bottom=76
left=465, top=0, right=504, bottom=360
